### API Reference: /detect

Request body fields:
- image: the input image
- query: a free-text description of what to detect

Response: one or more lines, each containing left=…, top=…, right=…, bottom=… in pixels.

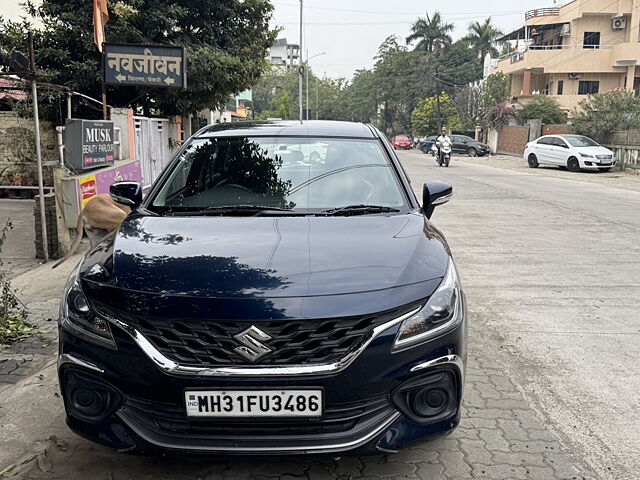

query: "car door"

left=549, top=137, right=570, bottom=164
left=449, top=136, right=462, bottom=153
left=533, top=137, right=553, bottom=163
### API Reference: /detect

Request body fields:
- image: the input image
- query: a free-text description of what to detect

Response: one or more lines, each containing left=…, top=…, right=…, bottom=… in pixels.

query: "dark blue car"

left=58, top=120, right=467, bottom=455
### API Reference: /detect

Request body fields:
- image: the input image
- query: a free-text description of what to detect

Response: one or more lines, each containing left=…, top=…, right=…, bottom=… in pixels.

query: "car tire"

left=598, top=167, right=612, bottom=172
left=467, top=147, right=477, bottom=157
left=527, top=154, right=539, bottom=168
left=567, top=157, right=581, bottom=172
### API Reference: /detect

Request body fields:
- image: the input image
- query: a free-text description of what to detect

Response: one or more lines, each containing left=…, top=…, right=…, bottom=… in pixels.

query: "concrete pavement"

left=0, top=199, right=39, bottom=279
left=1, top=151, right=639, bottom=479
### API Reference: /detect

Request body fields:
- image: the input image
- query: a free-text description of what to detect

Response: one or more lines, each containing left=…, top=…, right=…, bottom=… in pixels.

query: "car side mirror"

left=110, top=181, right=142, bottom=208
left=423, top=181, right=453, bottom=219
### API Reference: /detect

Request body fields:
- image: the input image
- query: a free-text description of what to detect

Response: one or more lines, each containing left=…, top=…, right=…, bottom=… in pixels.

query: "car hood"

left=575, top=146, right=613, bottom=155
left=79, top=213, right=449, bottom=319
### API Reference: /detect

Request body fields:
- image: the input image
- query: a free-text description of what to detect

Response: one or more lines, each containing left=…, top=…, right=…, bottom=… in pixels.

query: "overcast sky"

left=270, top=0, right=553, bottom=79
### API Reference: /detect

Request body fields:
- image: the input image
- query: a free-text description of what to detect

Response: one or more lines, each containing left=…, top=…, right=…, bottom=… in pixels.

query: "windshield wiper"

left=320, top=204, right=401, bottom=216
left=169, top=205, right=294, bottom=216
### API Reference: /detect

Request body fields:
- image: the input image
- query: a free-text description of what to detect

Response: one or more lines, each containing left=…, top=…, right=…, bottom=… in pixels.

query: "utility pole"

left=316, top=77, right=319, bottom=120
left=298, top=0, right=303, bottom=122
left=28, top=31, right=48, bottom=262
left=434, top=64, right=442, bottom=131
left=306, top=49, right=309, bottom=120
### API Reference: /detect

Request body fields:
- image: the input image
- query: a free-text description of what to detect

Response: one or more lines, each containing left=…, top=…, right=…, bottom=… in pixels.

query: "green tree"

left=406, top=12, right=454, bottom=54
left=343, top=69, right=378, bottom=123
left=464, top=18, right=503, bottom=63
left=0, top=0, right=277, bottom=117
left=570, top=90, right=640, bottom=142
left=481, top=72, right=510, bottom=108
left=452, top=85, right=485, bottom=130
left=411, top=93, right=459, bottom=136
left=518, top=96, right=565, bottom=124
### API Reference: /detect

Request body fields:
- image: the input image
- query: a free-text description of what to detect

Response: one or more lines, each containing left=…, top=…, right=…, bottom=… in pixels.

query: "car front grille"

left=95, top=303, right=418, bottom=367
left=596, top=154, right=613, bottom=160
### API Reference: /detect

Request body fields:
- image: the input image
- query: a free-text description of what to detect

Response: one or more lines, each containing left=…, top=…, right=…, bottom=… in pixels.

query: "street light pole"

left=305, top=52, right=325, bottom=120
left=298, top=0, right=303, bottom=122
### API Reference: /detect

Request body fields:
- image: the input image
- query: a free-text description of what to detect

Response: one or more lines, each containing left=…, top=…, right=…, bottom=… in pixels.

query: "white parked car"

left=524, top=134, right=616, bottom=172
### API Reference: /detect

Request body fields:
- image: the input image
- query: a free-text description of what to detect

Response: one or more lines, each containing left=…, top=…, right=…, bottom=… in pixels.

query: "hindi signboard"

left=103, top=43, right=187, bottom=88
left=64, top=119, right=115, bottom=171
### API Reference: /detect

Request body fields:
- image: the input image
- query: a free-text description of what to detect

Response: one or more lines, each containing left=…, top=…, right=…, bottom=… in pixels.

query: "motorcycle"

left=431, top=140, right=452, bottom=167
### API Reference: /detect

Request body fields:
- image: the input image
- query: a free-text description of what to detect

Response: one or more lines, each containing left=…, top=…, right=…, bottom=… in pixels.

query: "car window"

left=396, top=136, right=409, bottom=141
left=552, top=138, right=568, bottom=148
left=461, top=136, right=473, bottom=143
left=451, top=136, right=461, bottom=143
left=537, top=137, right=553, bottom=145
left=150, top=137, right=407, bottom=213
left=564, top=136, right=599, bottom=147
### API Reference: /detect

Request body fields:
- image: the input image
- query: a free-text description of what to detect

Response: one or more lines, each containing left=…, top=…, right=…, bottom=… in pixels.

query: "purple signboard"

left=78, top=160, right=142, bottom=207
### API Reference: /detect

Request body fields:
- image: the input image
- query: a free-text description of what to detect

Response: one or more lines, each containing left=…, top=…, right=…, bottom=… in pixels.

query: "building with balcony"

left=268, top=38, right=301, bottom=68
left=486, top=0, right=640, bottom=113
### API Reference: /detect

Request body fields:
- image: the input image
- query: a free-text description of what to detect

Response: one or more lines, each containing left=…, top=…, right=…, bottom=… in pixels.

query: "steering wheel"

left=212, top=178, right=253, bottom=193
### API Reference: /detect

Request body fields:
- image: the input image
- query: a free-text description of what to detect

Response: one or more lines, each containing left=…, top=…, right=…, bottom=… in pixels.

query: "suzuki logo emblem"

left=233, top=326, right=273, bottom=362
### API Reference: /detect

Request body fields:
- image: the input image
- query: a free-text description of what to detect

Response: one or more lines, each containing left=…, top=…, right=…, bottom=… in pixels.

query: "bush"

left=518, top=96, right=565, bottom=125
left=570, top=90, right=640, bottom=143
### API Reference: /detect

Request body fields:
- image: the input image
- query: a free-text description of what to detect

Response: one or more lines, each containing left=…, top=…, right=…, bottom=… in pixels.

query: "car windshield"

left=564, top=136, right=599, bottom=147
left=149, top=136, right=406, bottom=214
left=396, top=136, right=409, bottom=140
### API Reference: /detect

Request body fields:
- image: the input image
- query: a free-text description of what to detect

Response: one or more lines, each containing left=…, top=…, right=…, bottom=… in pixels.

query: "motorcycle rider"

left=435, top=128, right=451, bottom=163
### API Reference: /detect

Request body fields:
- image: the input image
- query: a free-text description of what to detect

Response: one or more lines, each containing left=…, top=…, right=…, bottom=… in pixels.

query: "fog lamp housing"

left=391, top=370, right=459, bottom=424
left=62, top=369, right=123, bottom=423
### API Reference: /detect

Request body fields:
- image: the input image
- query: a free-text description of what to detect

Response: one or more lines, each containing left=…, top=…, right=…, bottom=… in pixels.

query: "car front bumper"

left=57, top=297, right=467, bottom=455
left=580, top=159, right=616, bottom=169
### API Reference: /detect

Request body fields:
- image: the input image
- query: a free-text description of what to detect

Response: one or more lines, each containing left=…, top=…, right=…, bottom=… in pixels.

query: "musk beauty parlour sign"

left=64, top=119, right=115, bottom=171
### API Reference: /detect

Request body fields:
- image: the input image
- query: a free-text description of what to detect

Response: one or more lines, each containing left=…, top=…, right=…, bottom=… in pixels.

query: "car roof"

left=195, top=120, right=377, bottom=139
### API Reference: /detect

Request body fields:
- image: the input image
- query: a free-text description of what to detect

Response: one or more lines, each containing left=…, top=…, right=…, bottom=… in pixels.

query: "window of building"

left=583, top=32, right=600, bottom=49
left=578, top=81, right=599, bottom=95
left=557, top=80, right=564, bottom=95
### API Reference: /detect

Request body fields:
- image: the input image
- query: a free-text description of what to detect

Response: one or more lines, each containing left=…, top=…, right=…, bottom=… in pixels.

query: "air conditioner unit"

left=612, top=17, right=627, bottom=30
left=569, top=73, right=581, bottom=79
left=561, top=23, right=571, bottom=36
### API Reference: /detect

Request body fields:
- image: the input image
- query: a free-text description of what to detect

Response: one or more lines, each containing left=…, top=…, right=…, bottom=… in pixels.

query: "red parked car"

left=392, top=135, right=412, bottom=150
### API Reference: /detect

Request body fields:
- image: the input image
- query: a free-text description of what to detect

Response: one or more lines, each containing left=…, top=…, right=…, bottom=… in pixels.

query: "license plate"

left=185, top=390, right=323, bottom=417
left=601, top=160, right=612, bottom=165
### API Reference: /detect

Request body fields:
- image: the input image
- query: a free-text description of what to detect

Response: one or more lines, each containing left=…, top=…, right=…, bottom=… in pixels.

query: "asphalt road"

left=1, top=151, right=639, bottom=479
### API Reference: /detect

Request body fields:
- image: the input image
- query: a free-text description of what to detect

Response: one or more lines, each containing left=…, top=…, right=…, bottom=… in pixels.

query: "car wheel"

left=467, top=147, right=477, bottom=157
left=527, top=154, right=539, bottom=168
left=598, top=167, right=612, bottom=172
left=567, top=157, right=581, bottom=172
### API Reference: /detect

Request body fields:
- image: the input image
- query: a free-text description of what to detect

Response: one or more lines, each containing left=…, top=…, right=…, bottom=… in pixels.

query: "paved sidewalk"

left=0, top=254, right=82, bottom=395
left=0, top=199, right=39, bottom=280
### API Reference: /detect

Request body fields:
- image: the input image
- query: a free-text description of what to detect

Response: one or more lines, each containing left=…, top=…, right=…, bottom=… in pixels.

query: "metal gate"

left=133, top=116, right=171, bottom=187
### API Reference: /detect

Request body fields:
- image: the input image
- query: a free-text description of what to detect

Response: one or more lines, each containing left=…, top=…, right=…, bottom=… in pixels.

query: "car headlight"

left=393, top=258, right=463, bottom=350
left=60, top=267, right=116, bottom=349
left=580, top=153, right=594, bottom=158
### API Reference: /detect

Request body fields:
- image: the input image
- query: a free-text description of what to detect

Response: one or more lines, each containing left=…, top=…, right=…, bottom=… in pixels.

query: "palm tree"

left=406, top=12, right=454, bottom=54
left=464, top=17, right=503, bottom=61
